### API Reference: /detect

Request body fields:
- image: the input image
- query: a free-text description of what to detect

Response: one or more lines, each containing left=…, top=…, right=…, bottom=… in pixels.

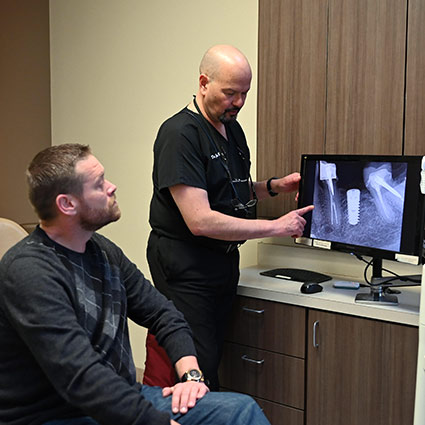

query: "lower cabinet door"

left=219, top=342, right=305, bottom=409
left=306, top=309, right=418, bottom=425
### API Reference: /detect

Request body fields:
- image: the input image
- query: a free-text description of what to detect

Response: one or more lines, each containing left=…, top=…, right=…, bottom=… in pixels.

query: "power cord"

left=350, top=253, right=421, bottom=287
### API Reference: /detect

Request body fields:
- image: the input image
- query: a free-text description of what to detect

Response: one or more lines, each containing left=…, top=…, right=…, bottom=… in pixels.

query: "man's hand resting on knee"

left=163, top=381, right=210, bottom=415
left=165, top=354, right=209, bottom=420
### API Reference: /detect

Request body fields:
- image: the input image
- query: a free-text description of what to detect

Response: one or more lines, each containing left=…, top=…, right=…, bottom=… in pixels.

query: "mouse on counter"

left=300, top=282, right=323, bottom=294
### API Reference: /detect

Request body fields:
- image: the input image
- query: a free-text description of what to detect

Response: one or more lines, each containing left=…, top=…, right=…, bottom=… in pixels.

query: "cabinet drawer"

left=219, top=342, right=305, bottom=409
left=226, top=296, right=305, bottom=357
left=255, top=397, right=304, bottom=425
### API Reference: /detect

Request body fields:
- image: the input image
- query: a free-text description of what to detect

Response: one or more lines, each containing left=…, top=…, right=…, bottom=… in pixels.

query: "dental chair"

left=0, top=217, right=28, bottom=259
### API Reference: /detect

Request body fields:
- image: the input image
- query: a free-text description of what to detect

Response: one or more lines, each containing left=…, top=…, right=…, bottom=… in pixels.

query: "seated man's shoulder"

left=0, top=231, right=43, bottom=268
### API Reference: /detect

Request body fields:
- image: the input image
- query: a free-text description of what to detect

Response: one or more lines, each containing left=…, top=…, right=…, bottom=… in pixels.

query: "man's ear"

left=199, top=74, right=209, bottom=94
left=56, top=194, right=78, bottom=216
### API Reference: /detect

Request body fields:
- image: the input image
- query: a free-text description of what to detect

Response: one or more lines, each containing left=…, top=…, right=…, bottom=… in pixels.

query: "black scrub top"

left=149, top=107, right=255, bottom=248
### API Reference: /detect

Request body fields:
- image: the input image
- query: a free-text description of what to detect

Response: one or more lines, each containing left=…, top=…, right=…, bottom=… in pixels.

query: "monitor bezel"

left=296, top=154, right=425, bottom=265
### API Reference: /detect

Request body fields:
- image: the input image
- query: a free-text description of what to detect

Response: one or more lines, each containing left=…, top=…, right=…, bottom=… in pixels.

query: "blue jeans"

left=43, top=385, right=271, bottom=425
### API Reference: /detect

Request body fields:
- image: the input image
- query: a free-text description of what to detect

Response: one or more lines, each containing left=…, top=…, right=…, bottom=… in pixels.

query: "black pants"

left=147, top=232, right=240, bottom=391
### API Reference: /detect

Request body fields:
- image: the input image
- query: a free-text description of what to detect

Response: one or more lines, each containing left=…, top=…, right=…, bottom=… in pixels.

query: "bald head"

left=199, top=45, right=252, bottom=82
left=196, top=45, right=252, bottom=128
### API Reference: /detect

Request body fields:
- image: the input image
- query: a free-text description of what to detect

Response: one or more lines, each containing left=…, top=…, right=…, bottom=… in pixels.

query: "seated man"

left=0, top=144, right=270, bottom=425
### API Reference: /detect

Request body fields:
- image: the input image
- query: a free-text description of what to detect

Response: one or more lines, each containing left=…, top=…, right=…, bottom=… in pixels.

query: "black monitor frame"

left=296, top=154, right=425, bottom=304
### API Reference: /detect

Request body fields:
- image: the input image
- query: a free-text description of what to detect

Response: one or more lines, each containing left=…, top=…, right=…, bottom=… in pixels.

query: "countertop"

left=239, top=265, right=421, bottom=326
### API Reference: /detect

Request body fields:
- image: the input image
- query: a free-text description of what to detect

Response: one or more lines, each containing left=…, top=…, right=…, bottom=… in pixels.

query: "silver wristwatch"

left=181, top=369, right=204, bottom=383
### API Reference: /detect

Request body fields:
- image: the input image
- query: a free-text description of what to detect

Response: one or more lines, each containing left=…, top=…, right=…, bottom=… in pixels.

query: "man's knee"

left=205, top=391, right=263, bottom=416
left=226, top=392, right=260, bottom=412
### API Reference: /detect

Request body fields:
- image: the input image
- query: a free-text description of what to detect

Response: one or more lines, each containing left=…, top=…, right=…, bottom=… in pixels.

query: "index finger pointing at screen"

left=296, top=205, right=314, bottom=216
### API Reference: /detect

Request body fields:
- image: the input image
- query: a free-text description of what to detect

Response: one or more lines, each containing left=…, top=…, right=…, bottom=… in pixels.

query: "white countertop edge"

left=238, top=266, right=420, bottom=327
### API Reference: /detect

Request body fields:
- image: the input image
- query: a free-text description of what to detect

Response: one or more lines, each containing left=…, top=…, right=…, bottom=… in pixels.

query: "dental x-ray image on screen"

left=297, top=154, right=425, bottom=276
left=310, top=160, right=407, bottom=252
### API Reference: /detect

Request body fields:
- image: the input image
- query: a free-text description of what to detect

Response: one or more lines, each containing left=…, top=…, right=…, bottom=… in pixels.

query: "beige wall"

left=0, top=0, right=51, bottom=226
left=50, top=0, right=259, bottom=367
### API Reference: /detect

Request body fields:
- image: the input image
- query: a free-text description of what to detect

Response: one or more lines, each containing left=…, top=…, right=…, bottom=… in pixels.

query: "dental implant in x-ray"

left=346, top=189, right=360, bottom=225
left=319, top=161, right=339, bottom=226
left=363, top=162, right=403, bottom=223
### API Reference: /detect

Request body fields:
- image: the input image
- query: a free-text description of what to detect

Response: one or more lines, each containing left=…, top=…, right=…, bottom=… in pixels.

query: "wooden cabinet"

left=404, top=0, right=425, bottom=155
left=306, top=309, right=418, bottom=425
left=219, top=296, right=306, bottom=425
left=325, top=0, right=406, bottom=155
left=257, top=0, right=425, bottom=218
left=220, top=295, right=418, bottom=425
left=257, top=0, right=328, bottom=218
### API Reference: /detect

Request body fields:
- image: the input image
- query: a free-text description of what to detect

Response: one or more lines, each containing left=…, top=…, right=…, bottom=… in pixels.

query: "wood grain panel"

left=326, top=0, right=406, bottom=154
left=255, top=397, right=304, bottom=425
left=220, top=342, right=305, bottom=409
left=224, top=295, right=306, bottom=358
left=404, top=0, right=425, bottom=155
left=257, top=0, right=328, bottom=218
left=306, top=309, right=418, bottom=425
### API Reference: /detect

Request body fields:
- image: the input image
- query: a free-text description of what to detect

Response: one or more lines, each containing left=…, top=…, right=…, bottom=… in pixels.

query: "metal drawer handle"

left=313, top=320, right=319, bottom=348
left=242, top=306, right=265, bottom=314
left=241, top=354, right=265, bottom=365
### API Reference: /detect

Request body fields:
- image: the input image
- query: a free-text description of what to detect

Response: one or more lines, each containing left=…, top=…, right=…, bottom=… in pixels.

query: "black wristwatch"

left=181, top=369, right=204, bottom=383
left=267, top=177, right=279, bottom=197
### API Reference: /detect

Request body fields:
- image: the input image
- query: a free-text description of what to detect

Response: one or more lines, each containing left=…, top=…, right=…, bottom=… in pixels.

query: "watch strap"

left=267, top=177, right=279, bottom=197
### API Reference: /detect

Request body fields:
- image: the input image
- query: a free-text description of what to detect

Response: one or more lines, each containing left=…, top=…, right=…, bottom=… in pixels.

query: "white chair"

left=0, top=218, right=28, bottom=259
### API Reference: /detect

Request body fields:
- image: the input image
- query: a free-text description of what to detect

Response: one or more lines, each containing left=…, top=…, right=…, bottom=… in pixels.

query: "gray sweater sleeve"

left=119, top=248, right=197, bottom=365
left=0, top=234, right=195, bottom=425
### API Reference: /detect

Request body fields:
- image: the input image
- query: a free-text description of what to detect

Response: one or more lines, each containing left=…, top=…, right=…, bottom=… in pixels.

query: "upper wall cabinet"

left=257, top=0, right=425, bottom=218
left=257, top=0, right=328, bottom=217
left=326, top=0, right=406, bottom=155
left=405, top=0, right=425, bottom=155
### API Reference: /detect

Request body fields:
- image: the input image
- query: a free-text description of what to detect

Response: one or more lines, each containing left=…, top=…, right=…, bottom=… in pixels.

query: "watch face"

left=182, top=369, right=204, bottom=383
left=188, top=369, right=202, bottom=379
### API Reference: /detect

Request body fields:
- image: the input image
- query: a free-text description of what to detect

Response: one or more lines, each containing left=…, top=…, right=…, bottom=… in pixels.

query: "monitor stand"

left=355, top=258, right=421, bottom=305
left=355, top=278, right=399, bottom=305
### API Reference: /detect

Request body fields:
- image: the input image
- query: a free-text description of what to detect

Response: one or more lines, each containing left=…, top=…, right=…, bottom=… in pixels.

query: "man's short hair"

left=26, top=143, right=91, bottom=220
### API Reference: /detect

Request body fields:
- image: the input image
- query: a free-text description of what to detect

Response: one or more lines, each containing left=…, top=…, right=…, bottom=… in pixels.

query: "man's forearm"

left=174, top=355, right=200, bottom=381
left=170, top=183, right=311, bottom=241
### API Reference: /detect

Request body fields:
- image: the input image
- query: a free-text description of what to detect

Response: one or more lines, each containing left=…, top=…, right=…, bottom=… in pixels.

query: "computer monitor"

left=296, top=154, right=425, bottom=304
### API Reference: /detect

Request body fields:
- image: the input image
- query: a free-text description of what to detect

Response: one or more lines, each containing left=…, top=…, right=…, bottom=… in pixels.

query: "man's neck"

left=40, top=221, right=92, bottom=253
left=190, top=96, right=227, bottom=140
